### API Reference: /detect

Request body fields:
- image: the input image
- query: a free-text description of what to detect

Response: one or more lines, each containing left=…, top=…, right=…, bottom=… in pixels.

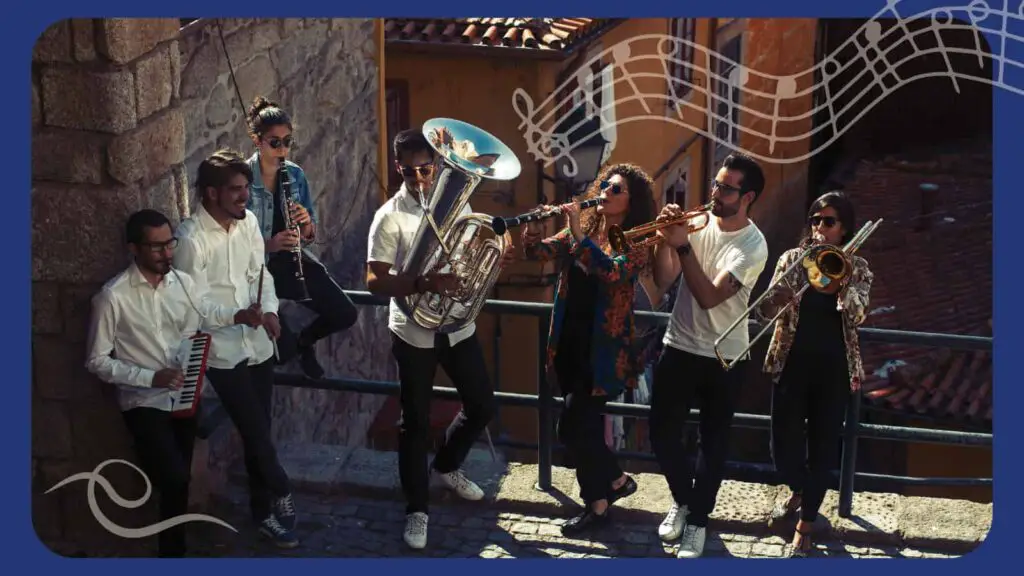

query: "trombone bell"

left=802, top=245, right=851, bottom=291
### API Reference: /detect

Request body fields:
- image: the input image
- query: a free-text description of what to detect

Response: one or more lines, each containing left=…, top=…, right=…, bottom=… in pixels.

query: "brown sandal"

left=770, top=493, right=802, bottom=524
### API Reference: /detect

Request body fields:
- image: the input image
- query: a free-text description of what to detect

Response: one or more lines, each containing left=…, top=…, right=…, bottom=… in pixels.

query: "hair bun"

left=248, top=95, right=280, bottom=120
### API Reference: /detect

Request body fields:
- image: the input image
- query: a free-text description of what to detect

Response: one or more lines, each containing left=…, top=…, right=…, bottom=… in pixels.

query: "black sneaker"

left=274, top=494, right=297, bottom=531
left=300, top=347, right=325, bottom=380
left=259, top=515, right=299, bottom=549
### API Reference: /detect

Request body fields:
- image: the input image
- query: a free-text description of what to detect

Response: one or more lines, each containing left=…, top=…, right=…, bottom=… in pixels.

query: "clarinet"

left=491, top=197, right=606, bottom=235
left=278, top=158, right=312, bottom=302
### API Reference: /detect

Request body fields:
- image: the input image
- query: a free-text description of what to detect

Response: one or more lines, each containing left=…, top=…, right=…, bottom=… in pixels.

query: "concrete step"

left=226, top=443, right=989, bottom=554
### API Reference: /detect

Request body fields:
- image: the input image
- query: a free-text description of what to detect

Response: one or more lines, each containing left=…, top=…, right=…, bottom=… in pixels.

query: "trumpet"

left=491, top=197, right=605, bottom=235
left=712, top=218, right=884, bottom=371
left=608, top=202, right=714, bottom=254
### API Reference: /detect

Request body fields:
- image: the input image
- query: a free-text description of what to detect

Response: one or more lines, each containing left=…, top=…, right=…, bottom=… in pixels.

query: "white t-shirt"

left=366, top=184, right=476, bottom=349
left=663, top=217, right=768, bottom=361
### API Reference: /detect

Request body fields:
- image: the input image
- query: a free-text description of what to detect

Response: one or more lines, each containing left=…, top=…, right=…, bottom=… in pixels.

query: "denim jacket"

left=245, top=152, right=321, bottom=265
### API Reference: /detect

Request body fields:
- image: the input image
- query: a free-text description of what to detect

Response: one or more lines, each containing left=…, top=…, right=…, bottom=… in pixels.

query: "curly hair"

left=577, top=162, right=658, bottom=237
left=247, top=95, right=292, bottom=138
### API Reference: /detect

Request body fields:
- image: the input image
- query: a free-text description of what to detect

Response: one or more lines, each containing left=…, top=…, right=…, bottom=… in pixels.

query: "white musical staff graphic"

left=514, top=0, right=1023, bottom=171
left=45, top=459, right=238, bottom=539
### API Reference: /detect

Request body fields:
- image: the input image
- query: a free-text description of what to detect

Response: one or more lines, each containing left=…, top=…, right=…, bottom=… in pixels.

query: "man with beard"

left=85, top=208, right=264, bottom=557
left=174, top=149, right=299, bottom=549
left=647, top=153, right=769, bottom=559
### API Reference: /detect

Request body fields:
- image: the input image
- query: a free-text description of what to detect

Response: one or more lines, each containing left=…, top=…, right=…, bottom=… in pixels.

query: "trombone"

left=712, top=218, right=884, bottom=371
left=608, top=202, right=714, bottom=253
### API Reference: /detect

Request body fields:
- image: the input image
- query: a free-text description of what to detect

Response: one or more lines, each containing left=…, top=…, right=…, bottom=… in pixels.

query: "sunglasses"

left=139, top=238, right=178, bottom=253
left=266, top=136, right=294, bottom=149
left=711, top=179, right=743, bottom=195
left=599, top=180, right=625, bottom=195
left=809, top=215, right=838, bottom=228
left=400, top=164, right=433, bottom=178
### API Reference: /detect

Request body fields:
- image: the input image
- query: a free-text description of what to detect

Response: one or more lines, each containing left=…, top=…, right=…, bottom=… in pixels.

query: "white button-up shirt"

left=367, top=184, right=476, bottom=349
left=85, top=262, right=239, bottom=412
left=174, top=204, right=279, bottom=369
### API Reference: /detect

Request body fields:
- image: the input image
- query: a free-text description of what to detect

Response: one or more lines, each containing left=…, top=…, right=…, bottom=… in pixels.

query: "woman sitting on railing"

left=520, top=163, right=657, bottom=536
left=760, top=191, right=874, bottom=557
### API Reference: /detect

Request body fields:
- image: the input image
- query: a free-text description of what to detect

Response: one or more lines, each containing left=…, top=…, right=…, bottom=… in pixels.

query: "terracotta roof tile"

left=384, top=17, right=612, bottom=52
left=843, top=138, right=992, bottom=428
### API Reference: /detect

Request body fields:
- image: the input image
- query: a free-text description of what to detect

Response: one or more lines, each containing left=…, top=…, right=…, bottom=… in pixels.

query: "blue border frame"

left=15, top=0, right=1012, bottom=572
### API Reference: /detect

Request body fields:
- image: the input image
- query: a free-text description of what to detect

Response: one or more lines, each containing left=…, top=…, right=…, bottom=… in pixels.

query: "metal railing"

left=199, top=290, right=992, bottom=518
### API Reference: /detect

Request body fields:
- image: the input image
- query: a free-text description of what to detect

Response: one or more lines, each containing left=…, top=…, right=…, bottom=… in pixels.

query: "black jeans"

left=770, top=349, right=850, bottom=522
left=554, top=364, right=623, bottom=505
left=392, top=332, right=495, bottom=515
left=205, top=357, right=290, bottom=521
left=648, top=347, right=746, bottom=527
left=121, top=408, right=197, bottom=557
left=269, top=254, right=358, bottom=361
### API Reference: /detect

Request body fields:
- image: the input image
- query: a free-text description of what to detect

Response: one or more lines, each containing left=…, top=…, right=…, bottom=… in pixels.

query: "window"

left=711, top=30, right=744, bottom=169
left=664, top=157, right=691, bottom=208
left=385, top=79, right=410, bottom=193
left=666, top=18, right=697, bottom=103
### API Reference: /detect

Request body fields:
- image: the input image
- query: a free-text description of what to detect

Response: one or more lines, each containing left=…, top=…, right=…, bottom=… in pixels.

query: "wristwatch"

left=677, top=243, right=692, bottom=258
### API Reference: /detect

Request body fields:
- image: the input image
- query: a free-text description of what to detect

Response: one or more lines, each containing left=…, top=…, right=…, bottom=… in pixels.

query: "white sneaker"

left=435, top=469, right=485, bottom=501
left=658, top=503, right=688, bottom=541
left=676, top=524, right=706, bottom=558
left=403, top=512, right=428, bottom=550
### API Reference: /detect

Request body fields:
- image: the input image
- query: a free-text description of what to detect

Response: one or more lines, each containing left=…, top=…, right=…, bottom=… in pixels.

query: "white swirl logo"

left=45, top=459, right=238, bottom=538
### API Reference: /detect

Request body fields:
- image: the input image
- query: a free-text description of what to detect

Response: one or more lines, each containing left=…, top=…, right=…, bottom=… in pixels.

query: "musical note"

left=513, top=0, right=1024, bottom=167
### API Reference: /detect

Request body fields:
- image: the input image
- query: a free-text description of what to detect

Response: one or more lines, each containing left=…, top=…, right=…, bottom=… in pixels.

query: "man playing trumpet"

left=648, top=154, right=769, bottom=558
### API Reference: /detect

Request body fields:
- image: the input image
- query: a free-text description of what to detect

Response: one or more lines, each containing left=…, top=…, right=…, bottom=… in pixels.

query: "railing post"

left=536, top=315, right=553, bottom=491
left=838, top=389, right=862, bottom=518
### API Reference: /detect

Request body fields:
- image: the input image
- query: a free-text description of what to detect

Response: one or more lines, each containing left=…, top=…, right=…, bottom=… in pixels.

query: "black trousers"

left=391, top=332, right=495, bottom=515
left=648, top=347, right=746, bottom=527
left=121, top=408, right=197, bottom=557
left=770, top=349, right=850, bottom=522
left=554, top=362, right=623, bottom=505
left=205, top=357, right=290, bottom=521
left=269, top=254, right=358, bottom=361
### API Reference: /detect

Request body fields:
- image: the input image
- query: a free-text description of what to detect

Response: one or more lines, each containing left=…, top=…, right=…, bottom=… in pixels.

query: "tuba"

left=396, top=118, right=522, bottom=334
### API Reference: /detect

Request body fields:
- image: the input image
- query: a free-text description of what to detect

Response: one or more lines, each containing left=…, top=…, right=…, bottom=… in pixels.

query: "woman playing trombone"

left=520, top=163, right=657, bottom=536
left=760, top=191, right=874, bottom=556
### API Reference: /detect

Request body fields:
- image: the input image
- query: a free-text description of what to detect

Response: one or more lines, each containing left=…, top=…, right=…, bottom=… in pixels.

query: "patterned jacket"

left=762, top=247, right=874, bottom=392
left=522, top=227, right=648, bottom=398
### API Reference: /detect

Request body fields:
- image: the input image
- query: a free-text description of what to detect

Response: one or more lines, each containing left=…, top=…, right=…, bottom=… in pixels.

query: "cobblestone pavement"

left=189, top=491, right=960, bottom=559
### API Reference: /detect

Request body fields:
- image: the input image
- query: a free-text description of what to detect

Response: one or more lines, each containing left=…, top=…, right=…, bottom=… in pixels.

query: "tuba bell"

left=396, top=118, right=522, bottom=334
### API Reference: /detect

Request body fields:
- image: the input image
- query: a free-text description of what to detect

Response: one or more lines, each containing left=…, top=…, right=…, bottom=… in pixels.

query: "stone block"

left=821, top=489, right=900, bottom=546
left=40, top=67, right=136, bottom=134
left=234, top=54, right=279, bottom=111
left=32, top=78, right=41, bottom=126
left=68, top=397, right=135, bottom=465
left=169, top=40, right=181, bottom=100
left=138, top=170, right=186, bottom=225
left=107, top=108, right=185, bottom=186
left=225, top=20, right=281, bottom=62
left=32, top=483, right=65, bottom=544
left=31, top=182, right=134, bottom=283
left=32, top=128, right=107, bottom=185
left=61, top=283, right=103, bottom=343
left=179, top=39, right=222, bottom=100
left=32, top=335, right=104, bottom=400
left=280, top=18, right=304, bottom=37
left=98, top=18, right=180, bottom=64
left=33, top=19, right=73, bottom=63
left=32, top=400, right=73, bottom=460
left=32, top=282, right=62, bottom=335
left=898, top=494, right=990, bottom=551
left=71, top=19, right=96, bottom=61
left=135, top=44, right=173, bottom=120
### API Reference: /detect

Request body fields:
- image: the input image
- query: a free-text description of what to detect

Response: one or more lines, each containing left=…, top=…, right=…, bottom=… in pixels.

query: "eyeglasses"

left=400, top=164, right=433, bottom=177
left=809, top=215, right=838, bottom=228
left=599, top=180, right=625, bottom=195
left=710, top=179, right=743, bottom=195
left=139, top=238, right=178, bottom=253
left=267, top=136, right=294, bottom=149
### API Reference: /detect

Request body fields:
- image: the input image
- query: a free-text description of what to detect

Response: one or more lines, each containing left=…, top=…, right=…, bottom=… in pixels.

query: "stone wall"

left=177, top=18, right=390, bottom=453
left=31, top=17, right=387, bottom=556
left=32, top=18, right=190, bottom=556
